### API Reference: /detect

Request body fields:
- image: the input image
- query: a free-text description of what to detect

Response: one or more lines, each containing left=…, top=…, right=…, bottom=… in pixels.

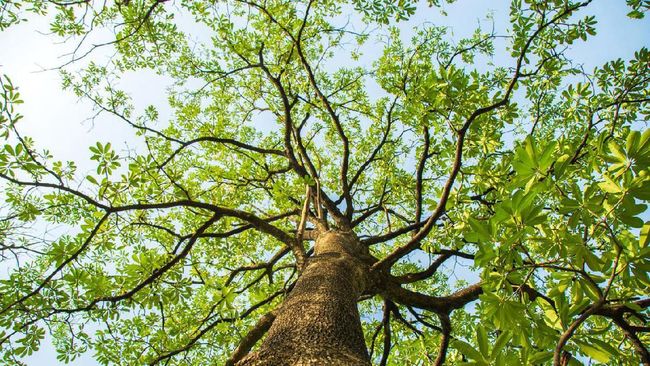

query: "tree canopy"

left=0, top=0, right=649, bottom=365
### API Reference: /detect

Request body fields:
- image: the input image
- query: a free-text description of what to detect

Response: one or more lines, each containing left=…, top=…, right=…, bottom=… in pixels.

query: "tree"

left=0, top=0, right=649, bottom=365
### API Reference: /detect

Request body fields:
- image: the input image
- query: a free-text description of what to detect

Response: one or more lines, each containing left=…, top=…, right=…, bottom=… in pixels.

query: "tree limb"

left=225, top=310, right=278, bottom=366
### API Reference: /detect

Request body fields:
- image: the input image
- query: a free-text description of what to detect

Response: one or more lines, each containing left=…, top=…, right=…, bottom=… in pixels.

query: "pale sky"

left=0, top=1, right=648, bottom=365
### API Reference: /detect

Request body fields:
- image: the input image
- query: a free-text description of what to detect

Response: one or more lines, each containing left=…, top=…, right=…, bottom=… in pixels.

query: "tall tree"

left=0, top=0, right=649, bottom=365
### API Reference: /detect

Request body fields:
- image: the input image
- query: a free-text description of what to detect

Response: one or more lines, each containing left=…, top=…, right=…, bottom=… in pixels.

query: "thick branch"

left=383, top=281, right=483, bottom=314
left=433, top=313, right=451, bottom=366
left=225, top=311, right=278, bottom=366
left=553, top=300, right=603, bottom=366
left=394, top=252, right=452, bottom=284
left=256, top=46, right=347, bottom=228
left=58, top=214, right=221, bottom=312
left=612, top=316, right=650, bottom=366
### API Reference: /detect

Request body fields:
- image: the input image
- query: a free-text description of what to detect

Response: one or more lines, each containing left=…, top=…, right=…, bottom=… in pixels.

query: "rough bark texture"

left=236, top=230, right=371, bottom=366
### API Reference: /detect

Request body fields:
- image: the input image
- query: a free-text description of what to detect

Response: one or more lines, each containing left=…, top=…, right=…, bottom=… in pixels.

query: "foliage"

left=0, top=0, right=649, bottom=365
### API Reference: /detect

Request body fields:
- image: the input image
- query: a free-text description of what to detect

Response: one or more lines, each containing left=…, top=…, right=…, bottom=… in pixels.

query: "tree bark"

left=236, top=230, right=371, bottom=366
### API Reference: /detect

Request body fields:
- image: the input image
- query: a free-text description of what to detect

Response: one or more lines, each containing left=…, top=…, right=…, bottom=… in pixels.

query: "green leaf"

left=641, top=222, right=650, bottom=248
left=452, top=339, right=487, bottom=364
left=554, top=154, right=571, bottom=178
left=468, top=217, right=491, bottom=241
left=598, top=176, right=621, bottom=193
left=528, top=351, right=553, bottom=364
left=608, top=140, right=626, bottom=163
left=576, top=339, right=612, bottom=363
left=477, top=325, right=489, bottom=357
left=86, top=175, right=99, bottom=185
left=627, top=10, right=644, bottom=19
left=620, top=214, right=644, bottom=228
left=491, top=330, right=511, bottom=360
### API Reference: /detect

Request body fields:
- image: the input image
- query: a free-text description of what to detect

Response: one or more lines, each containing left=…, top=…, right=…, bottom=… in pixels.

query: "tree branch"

left=371, top=0, right=592, bottom=272
left=225, top=310, right=278, bottom=366
left=150, top=288, right=284, bottom=365
left=433, top=313, right=451, bottom=366
left=394, top=252, right=452, bottom=284
left=383, top=281, right=483, bottom=314
left=379, top=299, right=392, bottom=366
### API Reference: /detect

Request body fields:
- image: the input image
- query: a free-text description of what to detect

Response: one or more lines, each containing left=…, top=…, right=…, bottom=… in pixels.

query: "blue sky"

left=0, top=1, right=648, bottom=365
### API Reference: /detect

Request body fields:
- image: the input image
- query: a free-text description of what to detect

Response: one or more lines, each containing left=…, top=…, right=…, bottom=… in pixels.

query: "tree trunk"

left=236, top=230, right=371, bottom=366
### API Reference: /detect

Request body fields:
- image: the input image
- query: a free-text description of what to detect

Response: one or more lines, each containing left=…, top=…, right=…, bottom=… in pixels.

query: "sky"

left=0, top=1, right=649, bottom=365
